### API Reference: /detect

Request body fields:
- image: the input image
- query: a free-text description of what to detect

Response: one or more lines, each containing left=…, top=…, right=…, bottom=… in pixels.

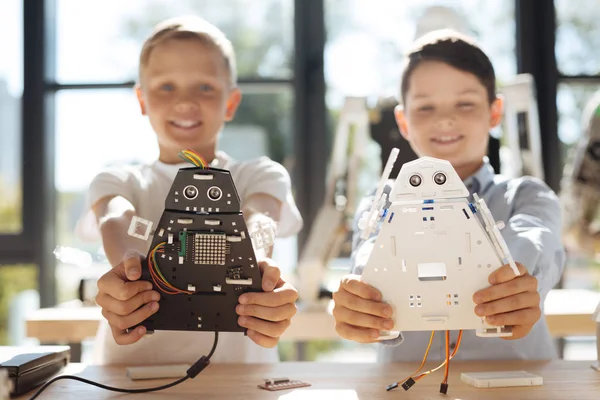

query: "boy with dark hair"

left=332, top=29, right=565, bottom=361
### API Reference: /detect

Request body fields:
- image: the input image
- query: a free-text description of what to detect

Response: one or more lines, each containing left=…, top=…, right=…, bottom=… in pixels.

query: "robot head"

left=165, top=167, right=241, bottom=213
left=390, top=157, right=469, bottom=202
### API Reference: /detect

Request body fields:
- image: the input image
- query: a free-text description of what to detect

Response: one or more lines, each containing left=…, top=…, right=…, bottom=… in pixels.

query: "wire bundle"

left=148, top=242, right=194, bottom=295
left=387, top=329, right=463, bottom=394
left=178, top=149, right=208, bottom=167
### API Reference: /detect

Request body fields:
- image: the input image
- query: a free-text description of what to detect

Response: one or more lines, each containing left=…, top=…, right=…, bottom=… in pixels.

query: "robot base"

left=376, top=325, right=513, bottom=341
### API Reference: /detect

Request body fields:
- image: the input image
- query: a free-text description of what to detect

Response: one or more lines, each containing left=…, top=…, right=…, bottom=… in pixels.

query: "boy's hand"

left=332, top=274, right=394, bottom=343
left=236, top=259, right=298, bottom=348
left=95, top=255, right=160, bottom=345
left=473, top=262, right=541, bottom=340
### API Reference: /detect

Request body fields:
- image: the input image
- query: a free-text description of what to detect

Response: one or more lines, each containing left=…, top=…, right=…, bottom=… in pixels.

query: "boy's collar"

left=462, top=157, right=495, bottom=194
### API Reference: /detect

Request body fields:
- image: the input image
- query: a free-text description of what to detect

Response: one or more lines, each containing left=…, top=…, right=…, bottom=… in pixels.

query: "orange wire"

left=148, top=255, right=177, bottom=295
left=147, top=243, right=193, bottom=295
left=443, top=330, right=450, bottom=384
left=397, top=331, right=435, bottom=385
left=414, top=330, right=463, bottom=381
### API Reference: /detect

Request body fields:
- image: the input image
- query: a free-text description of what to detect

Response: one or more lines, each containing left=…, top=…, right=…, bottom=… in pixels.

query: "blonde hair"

left=138, top=16, right=237, bottom=86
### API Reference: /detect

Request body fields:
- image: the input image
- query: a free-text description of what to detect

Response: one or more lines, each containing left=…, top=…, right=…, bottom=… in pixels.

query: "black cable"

left=28, top=331, right=219, bottom=399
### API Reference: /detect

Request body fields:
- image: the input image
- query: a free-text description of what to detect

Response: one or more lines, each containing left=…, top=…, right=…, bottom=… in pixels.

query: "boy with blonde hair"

left=84, top=16, right=303, bottom=365
left=332, top=29, right=565, bottom=362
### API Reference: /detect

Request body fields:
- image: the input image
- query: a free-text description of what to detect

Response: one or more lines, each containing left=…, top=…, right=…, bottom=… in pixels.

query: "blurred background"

left=1, top=0, right=599, bottom=363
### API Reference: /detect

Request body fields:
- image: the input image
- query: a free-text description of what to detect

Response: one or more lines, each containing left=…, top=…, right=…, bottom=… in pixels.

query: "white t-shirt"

left=82, top=151, right=303, bottom=365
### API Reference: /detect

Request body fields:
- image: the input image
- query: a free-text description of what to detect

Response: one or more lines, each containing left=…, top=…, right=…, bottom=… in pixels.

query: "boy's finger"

left=332, top=288, right=392, bottom=318
left=484, top=307, right=541, bottom=327
left=97, top=289, right=161, bottom=316
left=97, top=270, right=153, bottom=301
left=473, top=274, right=537, bottom=304
left=341, top=275, right=382, bottom=301
left=260, top=263, right=281, bottom=292
left=238, top=316, right=290, bottom=339
left=332, top=305, right=393, bottom=331
left=110, top=325, right=147, bottom=346
left=334, top=322, right=380, bottom=343
left=238, top=287, right=297, bottom=307
left=501, top=325, right=534, bottom=341
left=488, top=262, right=527, bottom=285
left=474, top=291, right=540, bottom=317
left=246, top=329, right=278, bottom=348
left=236, top=303, right=296, bottom=322
left=124, top=255, right=143, bottom=281
left=102, top=302, right=159, bottom=332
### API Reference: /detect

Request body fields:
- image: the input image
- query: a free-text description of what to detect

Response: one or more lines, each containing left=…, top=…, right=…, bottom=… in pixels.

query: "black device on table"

left=0, top=346, right=70, bottom=397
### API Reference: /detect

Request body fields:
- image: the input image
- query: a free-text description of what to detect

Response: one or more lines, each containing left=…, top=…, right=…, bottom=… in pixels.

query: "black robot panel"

left=134, top=165, right=263, bottom=334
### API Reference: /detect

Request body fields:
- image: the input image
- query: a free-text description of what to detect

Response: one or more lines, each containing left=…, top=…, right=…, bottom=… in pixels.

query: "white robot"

left=359, top=149, right=519, bottom=340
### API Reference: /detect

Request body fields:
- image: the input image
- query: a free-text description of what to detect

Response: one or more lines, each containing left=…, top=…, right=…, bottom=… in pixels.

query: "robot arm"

left=500, top=74, right=544, bottom=180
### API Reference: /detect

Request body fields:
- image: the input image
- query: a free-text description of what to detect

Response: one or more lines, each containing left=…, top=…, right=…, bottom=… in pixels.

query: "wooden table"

left=24, top=305, right=337, bottom=361
left=24, top=305, right=336, bottom=343
left=544, top=288, right=600, bottom=337
left=26, top=289, right=600, bottom=346
left=13, top=360, right=600, bottom=399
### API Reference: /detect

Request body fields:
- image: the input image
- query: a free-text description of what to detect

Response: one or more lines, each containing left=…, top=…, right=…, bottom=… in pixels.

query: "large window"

left=555, top=0, right=600, bottom=77
left=56, top=0, right=293, bottom=84
left=53, top=0, right=297, bottom=302
left=0, top=0, right=23, bottom=234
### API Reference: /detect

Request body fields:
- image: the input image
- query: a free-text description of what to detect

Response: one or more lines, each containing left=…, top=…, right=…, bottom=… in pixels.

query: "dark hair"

left=400, top=29, right=496, bottom=104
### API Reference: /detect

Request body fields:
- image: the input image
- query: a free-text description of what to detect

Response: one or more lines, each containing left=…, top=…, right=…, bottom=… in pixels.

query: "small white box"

left=461, top=370, right=543, bottom=388
left=126, top=364, right=190, bottom=380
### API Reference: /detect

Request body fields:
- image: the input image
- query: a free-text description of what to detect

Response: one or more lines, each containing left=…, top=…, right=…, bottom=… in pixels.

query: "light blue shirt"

left=350, top=158, right=566, bottom=362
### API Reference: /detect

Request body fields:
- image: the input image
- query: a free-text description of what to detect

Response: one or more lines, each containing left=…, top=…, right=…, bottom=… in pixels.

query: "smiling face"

left=136, top=37, right=241, bottom=164
left=395, top=60, right=503, bottom=180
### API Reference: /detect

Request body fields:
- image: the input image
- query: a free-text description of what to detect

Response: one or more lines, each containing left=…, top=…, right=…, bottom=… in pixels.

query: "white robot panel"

left=360, top=150, right=518, bottom=340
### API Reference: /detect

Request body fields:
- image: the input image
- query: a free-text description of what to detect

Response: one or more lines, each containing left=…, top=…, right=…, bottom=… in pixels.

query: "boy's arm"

left=234, top=192, right=300, bottom=348
left=92, top=195, right=138, bottom=269
left=242, top=193, right=282, bottom=259
left=473, top=178, right=566, bottom=340
left=499, top=178, right=566, bottom=301
left=92, top=194, right=160, bottom=345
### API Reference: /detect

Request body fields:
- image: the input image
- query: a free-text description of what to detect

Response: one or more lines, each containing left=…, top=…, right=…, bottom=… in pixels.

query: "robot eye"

left=183, top=185, right=198, bottom=200
left=207, top=186, right=222, bottom=201
left=409, top=174, right=422, bottom=187
left=433, top=172, right=447, bottom=185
